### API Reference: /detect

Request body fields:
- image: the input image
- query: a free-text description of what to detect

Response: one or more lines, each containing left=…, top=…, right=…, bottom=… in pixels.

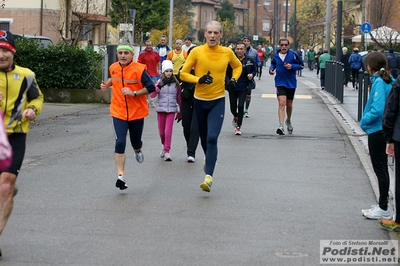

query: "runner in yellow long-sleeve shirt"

left=180, top=20, right=242, bottom=192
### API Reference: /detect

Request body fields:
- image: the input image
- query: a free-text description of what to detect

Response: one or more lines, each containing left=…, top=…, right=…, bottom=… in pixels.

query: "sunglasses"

left=280, top=44, right=289, bottom=46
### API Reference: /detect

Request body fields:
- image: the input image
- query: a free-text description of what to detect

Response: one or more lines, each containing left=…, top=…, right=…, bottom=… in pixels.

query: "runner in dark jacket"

left=381, top=75, right=400, bottom=231
left=387, top=48, right=400, bottom=79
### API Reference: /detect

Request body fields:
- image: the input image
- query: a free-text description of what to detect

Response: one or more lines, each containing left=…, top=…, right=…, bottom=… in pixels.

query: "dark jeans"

left=194, top=98, right=225, bottom=176
left=343, top=67, right=351, bottom=86
left=351, top=68, right=360, bottom=87
left=228, top=89, right=247, bottom=127
left=181, top=98, right=199, bottom=158
left=257, top=65, right=263, bottom=78
left=394, top=141, right=400, bottom=222
left=320, top=68, right=326, bottom=88
left=368, top=131, right=390, bottom=211
left=308, top=60, right=313, bottom=70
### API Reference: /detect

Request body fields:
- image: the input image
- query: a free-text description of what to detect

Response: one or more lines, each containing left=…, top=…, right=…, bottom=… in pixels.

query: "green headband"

left=117, top=45, right=134, bottom=53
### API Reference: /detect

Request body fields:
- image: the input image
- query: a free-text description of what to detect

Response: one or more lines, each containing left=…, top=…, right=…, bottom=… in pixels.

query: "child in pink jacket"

left=150, top=60, right=182, bottom=161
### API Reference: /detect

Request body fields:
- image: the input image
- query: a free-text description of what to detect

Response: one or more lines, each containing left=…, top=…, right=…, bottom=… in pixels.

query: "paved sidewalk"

left=299, top=68, right=397, bottom=235
left=37, top=102, right=107, bottom=121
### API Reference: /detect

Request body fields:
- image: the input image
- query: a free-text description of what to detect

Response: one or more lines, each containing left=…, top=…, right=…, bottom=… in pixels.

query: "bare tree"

left=45, top=0, right=107, bottom=45
left=367, top=0, right=400, bottom=49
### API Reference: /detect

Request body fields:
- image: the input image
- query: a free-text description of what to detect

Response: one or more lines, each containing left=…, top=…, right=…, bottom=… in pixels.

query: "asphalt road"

left=0, top=66, right=397, bottom=265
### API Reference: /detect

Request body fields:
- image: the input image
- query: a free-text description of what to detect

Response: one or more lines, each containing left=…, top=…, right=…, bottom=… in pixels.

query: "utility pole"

left=325, top=0, right=332, bottom=50
left=336, top=0, right=343, bottom=59
left=255, top=0, right=258, bottom=36
left=285, top=0, right=288, bottom=38
left=169, top=0, right=173, bottom=47
left=273, top=0, right=279, bottom=48
left=361, top=0, right=366, bottom=51
left=293, top=0, right=297, bottom=49
left=129, top=9, right=136, bottom=45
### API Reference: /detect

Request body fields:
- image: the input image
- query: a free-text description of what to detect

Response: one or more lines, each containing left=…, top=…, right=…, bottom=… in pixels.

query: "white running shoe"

left=164, top=153, right=172, bottom=161
left=285, top=120, right=293, bottom=134
left=363, top=205, right=390, bottom=220
left=276, top=126, right=285, bottom=135
left=235, top=126, right=241, bottom=135
left=361, top=205, right=378, bottom=215
left=115, top=175, right=128, bottom=190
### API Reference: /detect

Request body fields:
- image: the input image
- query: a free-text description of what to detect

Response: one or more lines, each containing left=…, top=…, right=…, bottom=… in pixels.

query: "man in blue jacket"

left=269, top=38, right=304, bottom=135
left=348, top=47, right=363, bottom=89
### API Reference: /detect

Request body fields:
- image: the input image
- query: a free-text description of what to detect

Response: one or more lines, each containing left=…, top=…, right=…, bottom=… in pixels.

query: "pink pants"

left=157, top=112, right=175, bottom=153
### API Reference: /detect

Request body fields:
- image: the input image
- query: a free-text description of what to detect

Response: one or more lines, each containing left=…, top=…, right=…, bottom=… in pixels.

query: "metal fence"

left=325, top=60, right=344, bottom=103
left=357, top=70, right=370, bottom=122
left=325, top=61, right=370, bottom=122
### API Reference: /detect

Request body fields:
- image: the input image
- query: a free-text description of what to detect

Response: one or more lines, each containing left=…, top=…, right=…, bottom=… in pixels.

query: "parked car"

left=12, top=34, right=54, bottom=48
left=359, top=50, right=400, bottom=61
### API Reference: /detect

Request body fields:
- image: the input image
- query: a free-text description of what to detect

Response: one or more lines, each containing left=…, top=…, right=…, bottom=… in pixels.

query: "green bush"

left=14, top=37, right=103, bottom=89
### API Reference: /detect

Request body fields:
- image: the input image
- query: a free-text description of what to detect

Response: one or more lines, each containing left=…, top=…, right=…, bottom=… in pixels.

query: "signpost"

left=361, top=22, right=372, bottom=34
left=129, top=9, right=137, bottom=44
left=361, top=22, right=372, bottom=51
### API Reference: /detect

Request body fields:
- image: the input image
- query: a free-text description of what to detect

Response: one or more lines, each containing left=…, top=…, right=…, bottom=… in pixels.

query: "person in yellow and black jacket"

left=0, top=30, right=43, bottom=256
left=180, top=21, right=242, bottom=193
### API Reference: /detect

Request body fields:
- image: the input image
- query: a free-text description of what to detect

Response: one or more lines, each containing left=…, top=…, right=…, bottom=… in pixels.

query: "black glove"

left=175, top=117, right=182, bottom=123
left=198, top=71, right=213, bottom=84
left=228, top=79, right=236, bottom=91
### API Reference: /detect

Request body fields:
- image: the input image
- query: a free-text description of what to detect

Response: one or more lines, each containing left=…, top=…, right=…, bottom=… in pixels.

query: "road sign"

left=361, top=22, right=372, bottom=34
left=119, top=23, right=133, bottom=31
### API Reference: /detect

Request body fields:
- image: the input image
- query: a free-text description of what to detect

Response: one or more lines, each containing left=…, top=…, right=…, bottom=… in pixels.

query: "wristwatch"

left=28, top=106, right=37, bottom=114
left=134, top=91, right=137, bottom=97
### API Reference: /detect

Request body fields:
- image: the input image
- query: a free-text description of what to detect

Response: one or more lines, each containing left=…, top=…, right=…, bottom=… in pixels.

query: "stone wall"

left=41, top=88, right=111, bottom=103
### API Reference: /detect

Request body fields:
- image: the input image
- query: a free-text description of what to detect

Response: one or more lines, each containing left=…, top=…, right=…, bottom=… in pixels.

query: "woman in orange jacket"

left=101, top=43, right=155, bottom=191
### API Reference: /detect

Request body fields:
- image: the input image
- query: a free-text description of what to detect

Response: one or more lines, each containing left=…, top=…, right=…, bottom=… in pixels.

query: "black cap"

left=242, top=36, right=251, bottom=41
left=0, top=30, right=16, bottom=54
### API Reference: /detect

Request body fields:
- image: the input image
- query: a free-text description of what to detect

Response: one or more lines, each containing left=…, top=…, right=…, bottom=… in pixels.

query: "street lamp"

left=293, top=0, right=297, bottom=49
left=336, top=0, right=343, bottom=59
left=168, top=0, right=173, bottom=48
left=285, top=0, right=288, bottom=38
left=273, top=0, right=279, bottom=48
left=128, top=9, right=137, bottom=44
left=255, top=0, right=258, bottom=36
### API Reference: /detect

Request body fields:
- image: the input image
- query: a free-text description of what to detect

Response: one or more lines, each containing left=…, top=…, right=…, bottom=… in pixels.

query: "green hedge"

left=14, top=38, right=103, bottom=89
